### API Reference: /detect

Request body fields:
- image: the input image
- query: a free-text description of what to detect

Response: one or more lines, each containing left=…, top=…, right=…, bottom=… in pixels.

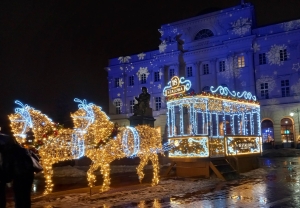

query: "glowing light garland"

left=122, top=127, right=140, bottom=157
left=168, top=137, right=209, bottom=157
left=226, top=136, right=262, bottom=155
left=11, top=101, right=34, bottom=138
left=210, top=86, right=257, bottom=101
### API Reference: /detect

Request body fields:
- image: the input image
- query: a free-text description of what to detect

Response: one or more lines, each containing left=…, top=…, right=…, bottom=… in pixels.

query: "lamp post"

left=290, top=108, right=300, bottom=148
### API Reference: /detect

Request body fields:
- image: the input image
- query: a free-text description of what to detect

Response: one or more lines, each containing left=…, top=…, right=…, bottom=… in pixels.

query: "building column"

left=210, top=59, right=217, bottom=86
left=123, top=73, right=128, bottom=113
left=246, top=50, right=255, bottom=93
left=193, top=61, right=201, bottom=93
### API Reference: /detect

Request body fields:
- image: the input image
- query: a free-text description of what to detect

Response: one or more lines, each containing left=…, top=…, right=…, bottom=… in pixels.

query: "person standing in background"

left=10, top=140, right=34, bottom=208
left=0, top=134, right=13, bottom=208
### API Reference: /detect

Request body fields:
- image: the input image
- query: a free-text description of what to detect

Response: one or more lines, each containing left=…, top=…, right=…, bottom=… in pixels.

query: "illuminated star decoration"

left=118, top=56, right=131, bottom=63
left=159, top=40, right=167, bottom=53
left=231, top=18, right=252, bottom=36
left=292, top=63, right=300, bottom=71
left=136, top=67, right=150, bottom=81
left=252, top=42, right=260, bottom=53
left=266, top=44, right=290, bottom=66
left=137, top=52, right=146, bottom=60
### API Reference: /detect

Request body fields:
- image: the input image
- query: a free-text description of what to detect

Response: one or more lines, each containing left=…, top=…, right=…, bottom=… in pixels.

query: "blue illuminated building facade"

left=106, top=3, right=300, bottom=147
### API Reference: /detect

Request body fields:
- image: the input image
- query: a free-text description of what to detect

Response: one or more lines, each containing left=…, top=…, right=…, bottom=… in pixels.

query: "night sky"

left=1, top=0, right=300, bottom=133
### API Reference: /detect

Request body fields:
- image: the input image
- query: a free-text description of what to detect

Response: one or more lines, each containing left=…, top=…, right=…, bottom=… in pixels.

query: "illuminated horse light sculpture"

left=73, top=103, right=163, bottom=192
left=9, top=99, right=94, bottom=195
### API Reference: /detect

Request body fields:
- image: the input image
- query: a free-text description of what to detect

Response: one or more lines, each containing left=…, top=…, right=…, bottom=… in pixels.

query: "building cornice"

left=255, top=29, right=300, bottom=42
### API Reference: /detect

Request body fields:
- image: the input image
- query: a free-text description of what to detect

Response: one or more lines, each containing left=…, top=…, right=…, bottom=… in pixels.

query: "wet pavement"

left=165, top=157, right=300, bottom=207
left=7, top=156, right=300, bottom=207
left=107, top=157, right=300, bottom=207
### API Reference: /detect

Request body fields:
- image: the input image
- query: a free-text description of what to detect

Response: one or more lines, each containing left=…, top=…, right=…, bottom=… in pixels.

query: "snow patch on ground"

left=31, top=178, right=222, bottom=208
left=240, top=168, right=268, bottom=178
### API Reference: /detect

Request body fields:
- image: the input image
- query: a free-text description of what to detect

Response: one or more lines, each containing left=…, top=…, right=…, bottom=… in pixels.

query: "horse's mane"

left=9, top=101, right=53, bottom=143
left=71, top=99, right=114, bottom=145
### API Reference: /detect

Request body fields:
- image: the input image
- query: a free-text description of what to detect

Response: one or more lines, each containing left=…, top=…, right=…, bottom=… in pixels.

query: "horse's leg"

left=137, top=155, right=149, bottom=183
left=87, top=162, right=99, bottom=188
left=100, top=162, right=111, bottom=192
left=150, top=153, right=160, bottom=186
left=42, top=158, right=54, bottom=195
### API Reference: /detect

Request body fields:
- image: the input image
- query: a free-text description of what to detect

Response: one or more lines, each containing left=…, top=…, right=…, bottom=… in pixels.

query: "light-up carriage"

left=164, top=76, right=262, bottom=179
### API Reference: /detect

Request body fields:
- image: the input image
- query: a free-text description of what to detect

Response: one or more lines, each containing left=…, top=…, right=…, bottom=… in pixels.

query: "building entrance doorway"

left=261, top=119, right=274, bottom=149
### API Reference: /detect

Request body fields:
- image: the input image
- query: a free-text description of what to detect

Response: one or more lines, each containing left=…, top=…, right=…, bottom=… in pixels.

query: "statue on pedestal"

left=133, top=87, right=151, bottom=116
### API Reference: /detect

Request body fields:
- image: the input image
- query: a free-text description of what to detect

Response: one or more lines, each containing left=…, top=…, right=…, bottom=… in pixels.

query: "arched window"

left=261, top=119, right=274, bottom=143
left=281, top=118, right=294, bottom=146
left=194, top=29, right=214, bottom=40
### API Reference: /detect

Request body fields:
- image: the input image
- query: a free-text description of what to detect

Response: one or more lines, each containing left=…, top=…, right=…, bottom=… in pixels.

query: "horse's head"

left=9, top=100, right=54, bottom=145
left=71, top=98, right=95, bottom=133
left=72, top=99, right=114, bottom=145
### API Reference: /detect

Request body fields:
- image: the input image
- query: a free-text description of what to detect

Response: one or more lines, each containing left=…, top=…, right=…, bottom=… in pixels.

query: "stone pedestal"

left=129, top=115, right=156, bottom=127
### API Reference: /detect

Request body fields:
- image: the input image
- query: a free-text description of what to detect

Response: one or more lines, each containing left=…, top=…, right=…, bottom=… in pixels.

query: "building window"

left=194, top=29, right=214, bottom=40
left=154, top=72, right=160, bottom=82
left=261, top=83, right=269, bottom=99
left=238, top=56, right=245, bottom=68
left=141, top=74, right=146, bottom=84
left=281, top=80, right=290, bottom=97
left=115, top=101, right=121, bottom=114
left=169, top=68, right=175, bottom=78
left=259, top=53, right=266, bottom=65
left=280, top=49, right=288, bottom=61
left=155, top=97, right=161, bottom=111
left=203, top=64, right=209, bottom=75
left=129, top=76, right=134, bottom=86
left=187, top=66, right=193, bottom=77
left=130, top=100, right=135, bottom=113
left=219, top=61, right=225, bottom=72
left=114, top=78, right=120, bottom=88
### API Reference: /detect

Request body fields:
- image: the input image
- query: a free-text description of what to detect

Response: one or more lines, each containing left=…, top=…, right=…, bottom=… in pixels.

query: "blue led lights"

left=12, top=100, right=34, bottom=138
left=122, top=126, right=140, bottom=157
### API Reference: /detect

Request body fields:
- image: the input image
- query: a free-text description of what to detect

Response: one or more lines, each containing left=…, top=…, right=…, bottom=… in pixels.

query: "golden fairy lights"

left=9, top=104, right=87, bottom=195
left=226, top=136, right=262, bottom=155
left=9, top=100, right=163, bottom=195
left=74, top=104, right=162, bottom=192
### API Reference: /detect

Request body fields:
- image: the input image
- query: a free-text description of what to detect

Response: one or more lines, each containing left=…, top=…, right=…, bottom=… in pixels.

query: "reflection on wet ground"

left=27, top=157, right=300, bottom=207
left=111, top=157, right=300, bottom=207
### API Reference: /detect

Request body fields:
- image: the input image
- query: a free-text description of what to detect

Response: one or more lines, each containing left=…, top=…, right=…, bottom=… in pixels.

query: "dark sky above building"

left=1, top=0, right=300, bottom=133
